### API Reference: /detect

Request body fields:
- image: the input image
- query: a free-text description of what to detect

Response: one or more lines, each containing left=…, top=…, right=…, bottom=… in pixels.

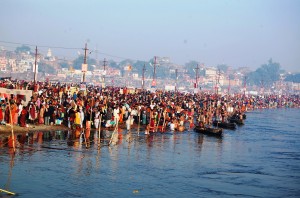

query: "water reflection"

left=1, top=109, right=299, bottom=198
left=4, top=148, right=15, bottom=190
left=0, top=128, right=227, bottom=196
left=0, top=128, right=225, bottom=158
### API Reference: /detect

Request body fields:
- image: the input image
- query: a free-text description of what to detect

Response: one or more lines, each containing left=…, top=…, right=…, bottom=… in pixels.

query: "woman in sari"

left=39, top=104, right=45, bottom=124
left=20, top=106, right=28, bottom=127
left=0, top=100, right=4, bottom=124
left=11, top=102, right=19, bottom=125
left=28, top=103, right=37, bottom=124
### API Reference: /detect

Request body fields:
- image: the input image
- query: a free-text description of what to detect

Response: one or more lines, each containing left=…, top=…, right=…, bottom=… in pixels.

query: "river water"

left=0, top=108, right=300, bottom=197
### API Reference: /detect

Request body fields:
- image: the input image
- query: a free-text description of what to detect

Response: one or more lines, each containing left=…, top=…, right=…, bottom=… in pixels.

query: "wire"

left=0, top=39, right=150, bottom=63
left=95, top=51, right=134, bottom=60
left=0, top=40, right=82, bottom=50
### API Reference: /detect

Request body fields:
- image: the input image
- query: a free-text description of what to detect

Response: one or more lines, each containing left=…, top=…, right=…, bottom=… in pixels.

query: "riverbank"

left=0, top=122, right=140, bottom=135
left=0, top=124, right=69, bottom=134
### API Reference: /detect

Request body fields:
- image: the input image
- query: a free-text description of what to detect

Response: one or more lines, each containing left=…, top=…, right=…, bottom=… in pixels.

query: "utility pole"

left=151, top=56, right=157, bottom=88
left=228, top=76, right=231, bottom=95
left=95, top=45, right=98, bottom=65
left=103, top=58, right=107, bottom=87
left=10, top=61, right=12, bottom=78
left=33, top=46, right=38, bottom=91
left=243, top=76, right=247, bottom=96
left=175, top=68, right=178, bottom=92
left=215, top=69, right=221, bottom=95
left=194, top=64, right=200, bottom=89
left=82, top=43, right=88, bottom=83
left=142, top=63, right=146, bottom=90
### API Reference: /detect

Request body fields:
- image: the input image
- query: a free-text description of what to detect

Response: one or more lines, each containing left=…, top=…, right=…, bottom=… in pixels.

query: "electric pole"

left=228, top=76, right=231, bottom=95
left=33, top=46, right=38, bottom=91
left=152, top=56, right=157, bottom=87
left=195, top=64, right=200, bottom=89
left=82, top=43, right=88, bottom=83
left=215, top=69, right=221, bottom=95
left=142, top=63, right=146, bottom=90
left=243, top=76, right=247, bottom=96
left=103, top=58, right=107, bottom=87
left=175, top=69, right=178, bottom=92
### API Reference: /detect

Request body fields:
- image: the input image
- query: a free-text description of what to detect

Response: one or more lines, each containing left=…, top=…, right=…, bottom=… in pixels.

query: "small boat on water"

left=194, top=126, right=223, bottom=137
left=213, top=120, right=236, bottom=130
left=229, top=117, right=244, bottom=125
left=243, top=114, right=247, bottom=120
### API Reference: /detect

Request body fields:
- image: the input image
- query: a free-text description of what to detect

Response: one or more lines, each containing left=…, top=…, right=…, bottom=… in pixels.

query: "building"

left=0, top=57, right=7, bottom=71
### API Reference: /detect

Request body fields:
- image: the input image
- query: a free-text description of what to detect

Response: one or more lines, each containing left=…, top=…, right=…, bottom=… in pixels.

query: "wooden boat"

left=213, top=120, right=236, bottom=130
left=194, top=126, right=223, bottom=137
left=242, top=114, right=247, bottom=120
left=229, top=117, right=244, bottom=125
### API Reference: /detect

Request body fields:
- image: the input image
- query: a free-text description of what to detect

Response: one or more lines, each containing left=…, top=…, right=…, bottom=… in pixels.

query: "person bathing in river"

left=188, top=116, right=194, bottom=129
left=198, top=121, right=205, bottom=129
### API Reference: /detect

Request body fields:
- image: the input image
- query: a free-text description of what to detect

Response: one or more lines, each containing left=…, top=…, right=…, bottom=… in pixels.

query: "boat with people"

left=212, top=120, right=236, bottom=130
left=194, top=126, right=223, bottom=137
left=229, top=116, right=244, bottom=125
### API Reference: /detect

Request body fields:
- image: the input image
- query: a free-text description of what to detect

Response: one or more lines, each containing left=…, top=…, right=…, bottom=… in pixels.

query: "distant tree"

left=229, top=73, right=235, bottom=80
left=38, top=62, right=56, bottom=74
left=133, top=60, right=149, bottom=75
left=185, top=60, right=199, bottom=76
left=119, top=59, right=134, bottom=69
left=149, top=59, right=171, bottom=79
left=15, top=45, right=31, bottom=53
left=248, top=58, right=282, bottom=87
left=59, top=61, right=69, bottom=68
left=217, top=64, right=229, bottom=73
left=108, top=60, right=118, bottom=68
left=72, top=55, right=97, bottom=71
left=285, top=73, right=300, bottom=83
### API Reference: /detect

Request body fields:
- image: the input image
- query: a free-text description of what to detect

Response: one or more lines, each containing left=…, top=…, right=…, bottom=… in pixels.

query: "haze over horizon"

left=1, top=0, right=300, bottom=72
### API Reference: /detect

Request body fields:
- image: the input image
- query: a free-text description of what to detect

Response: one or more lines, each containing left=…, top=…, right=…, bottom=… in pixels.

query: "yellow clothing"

left=74, top=112, right=81, bottom=125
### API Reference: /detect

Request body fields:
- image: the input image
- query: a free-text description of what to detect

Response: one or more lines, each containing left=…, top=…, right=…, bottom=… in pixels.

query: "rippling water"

left=0, top=108, right=300, bottom=197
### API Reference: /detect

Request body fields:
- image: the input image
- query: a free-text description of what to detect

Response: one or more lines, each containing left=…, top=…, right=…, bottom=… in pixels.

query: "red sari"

left=20, top=108, right=28, bottom=127
left=12, top=104, right=18, bottom=125
left=29, top=105, right=37, bottom=121
left=0, top=108, right=3, bottom=121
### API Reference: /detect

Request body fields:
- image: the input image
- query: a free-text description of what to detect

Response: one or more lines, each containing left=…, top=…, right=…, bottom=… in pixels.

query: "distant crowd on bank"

left=0, top=79, right=299, bottom=131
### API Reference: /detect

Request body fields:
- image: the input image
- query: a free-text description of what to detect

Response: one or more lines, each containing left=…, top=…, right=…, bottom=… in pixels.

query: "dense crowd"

left=0, top=79, right=299, bottom=131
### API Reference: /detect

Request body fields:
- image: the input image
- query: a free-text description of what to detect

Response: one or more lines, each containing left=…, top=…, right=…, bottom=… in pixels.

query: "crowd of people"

left=0, top=79, right=299, bottom=133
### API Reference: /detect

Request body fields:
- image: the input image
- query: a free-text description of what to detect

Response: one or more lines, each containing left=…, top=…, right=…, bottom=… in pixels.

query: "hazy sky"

left=1, top=0, right=300, bottom=71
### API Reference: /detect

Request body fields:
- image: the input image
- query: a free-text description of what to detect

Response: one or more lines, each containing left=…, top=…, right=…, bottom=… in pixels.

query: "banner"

left=82, top=64, right=88, bottom=72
